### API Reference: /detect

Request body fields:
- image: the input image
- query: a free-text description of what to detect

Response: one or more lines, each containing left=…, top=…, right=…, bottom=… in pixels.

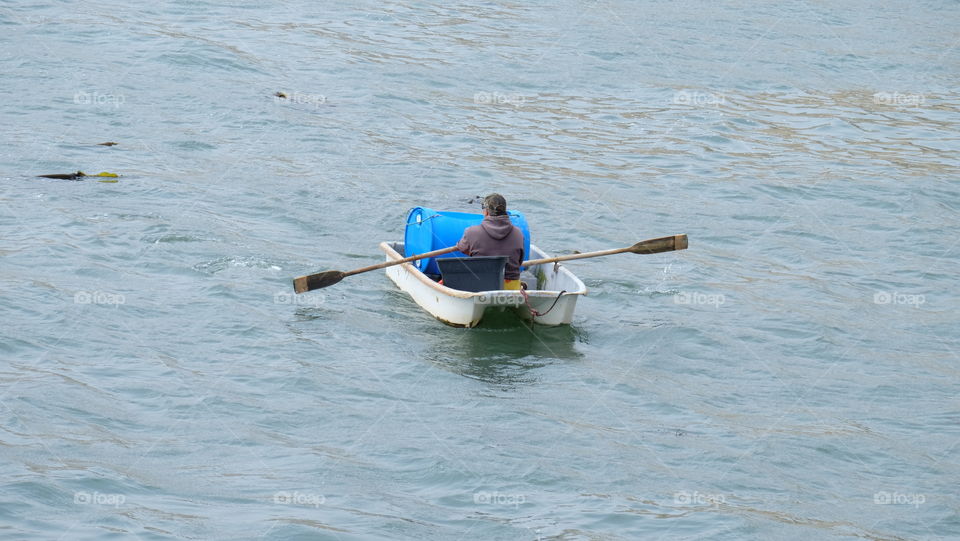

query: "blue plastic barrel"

left=404, top=207, right=531, bottom=275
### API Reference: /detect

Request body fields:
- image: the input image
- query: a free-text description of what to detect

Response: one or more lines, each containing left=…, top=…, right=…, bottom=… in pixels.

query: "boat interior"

left=388, top=241, right=582, bottom=294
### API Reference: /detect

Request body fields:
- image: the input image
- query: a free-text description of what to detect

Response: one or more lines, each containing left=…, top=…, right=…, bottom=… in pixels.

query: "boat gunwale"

left=379, top=241, right=587, bottom=299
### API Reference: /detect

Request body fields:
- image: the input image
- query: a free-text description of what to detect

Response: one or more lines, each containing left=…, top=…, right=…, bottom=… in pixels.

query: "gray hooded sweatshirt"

left=456, top=215, right=525, bottom=280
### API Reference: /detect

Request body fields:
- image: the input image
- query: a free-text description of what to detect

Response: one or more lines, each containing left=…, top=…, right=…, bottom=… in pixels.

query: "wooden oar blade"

left=629, top=234, right=688, bottom=254
left=293, top=271, right=345, bottom=293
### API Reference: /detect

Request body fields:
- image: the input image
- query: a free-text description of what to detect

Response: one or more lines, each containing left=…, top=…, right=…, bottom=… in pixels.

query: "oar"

left=521, top=234, right=687, bottom=266
left=293, top=245, right=460, bottom=294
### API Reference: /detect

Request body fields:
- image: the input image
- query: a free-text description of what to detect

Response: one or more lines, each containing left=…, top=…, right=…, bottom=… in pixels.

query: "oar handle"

left=344, top=245, right=459, bottom=277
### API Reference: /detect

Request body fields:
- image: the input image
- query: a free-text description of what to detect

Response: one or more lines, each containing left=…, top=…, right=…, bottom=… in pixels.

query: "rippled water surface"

left=1, top=1, right=959, bottom=539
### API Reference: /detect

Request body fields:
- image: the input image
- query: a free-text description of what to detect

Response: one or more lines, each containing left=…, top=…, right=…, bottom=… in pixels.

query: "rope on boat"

left=404, top=214, right=442, bottom=226
left=521, top=288, right=567, bottom=318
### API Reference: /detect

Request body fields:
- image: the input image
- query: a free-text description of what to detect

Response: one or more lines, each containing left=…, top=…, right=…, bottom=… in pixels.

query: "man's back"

left=456, top=214, right=525, bottom=280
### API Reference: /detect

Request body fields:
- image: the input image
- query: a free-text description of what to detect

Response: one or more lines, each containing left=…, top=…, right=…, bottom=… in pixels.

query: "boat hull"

left=380, top=242, right=587, bottom=327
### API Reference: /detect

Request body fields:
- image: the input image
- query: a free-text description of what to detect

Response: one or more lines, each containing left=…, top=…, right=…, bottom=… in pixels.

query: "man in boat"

left=456, top=193, right=525, bottom=290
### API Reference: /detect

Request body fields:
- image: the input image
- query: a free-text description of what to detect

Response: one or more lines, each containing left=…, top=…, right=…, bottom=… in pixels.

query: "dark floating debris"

left=39, top=170, right=85, bottom=180
left=98, top=141, right=118, bottom=146
left=37, top=171, right=119, bottom=181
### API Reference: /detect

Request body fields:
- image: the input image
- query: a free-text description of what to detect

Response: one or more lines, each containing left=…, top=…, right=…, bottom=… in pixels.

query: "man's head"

left=482, top=193, right=507, bottom=216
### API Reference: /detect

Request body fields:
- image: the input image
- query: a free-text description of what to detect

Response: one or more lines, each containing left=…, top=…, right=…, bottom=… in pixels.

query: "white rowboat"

left=380, top=241, right=587, bottom=327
